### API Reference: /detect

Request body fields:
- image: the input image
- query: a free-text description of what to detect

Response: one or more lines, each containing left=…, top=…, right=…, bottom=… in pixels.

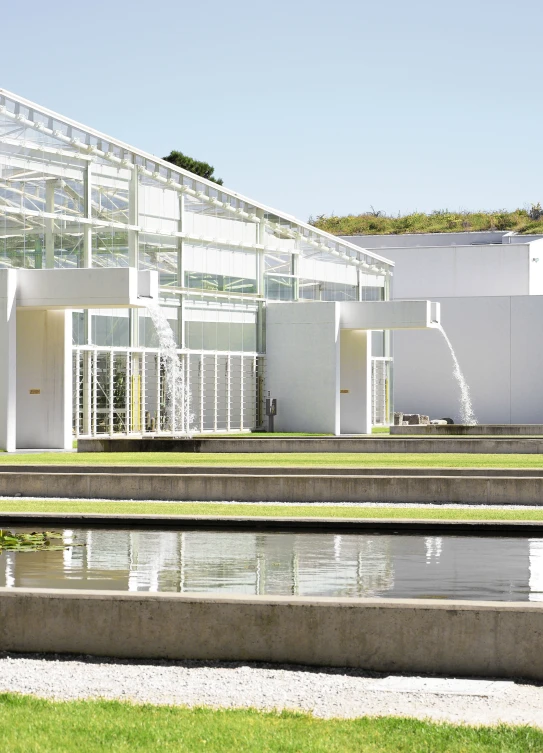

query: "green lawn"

left=1, top=694, right=541, bottom=753
left=2, top=451, right=543, bottom=467
left=1, top=499, right=543, bottom=522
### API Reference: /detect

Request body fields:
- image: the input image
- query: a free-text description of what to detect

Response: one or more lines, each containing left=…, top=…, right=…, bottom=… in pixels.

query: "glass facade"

left=0, top=90, right=394, bottom=434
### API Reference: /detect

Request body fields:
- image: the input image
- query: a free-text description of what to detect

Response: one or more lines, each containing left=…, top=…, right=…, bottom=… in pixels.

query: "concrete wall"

left=1, top=588, right=543, bottom=679
left=5, top=468, right=543, bottom=503
left=266, top=302, right=340, bottom=434
left=78, top=435, right=543, bottom=454
left=393, top=295, right=543, bottom=424
left=380, top=244, right=533, bottom=299
left=16, top=310, right=72, bottom=449
left=0, top=270, right=16, bottom=452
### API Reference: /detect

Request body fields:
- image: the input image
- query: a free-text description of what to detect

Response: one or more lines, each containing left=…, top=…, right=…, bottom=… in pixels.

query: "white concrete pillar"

left=266, top=302, right=340, bottom=434
left=16, top=309, right=73, bottom=449
left=0, top=269, right=17, bottom=451
left=340, top=329, right=372, bottom=434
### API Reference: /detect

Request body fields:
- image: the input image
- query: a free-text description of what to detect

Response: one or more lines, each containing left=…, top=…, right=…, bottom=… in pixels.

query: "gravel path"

left=1, top=654, right=542, bottom=728
left=2, top=496, right=543, bottom=510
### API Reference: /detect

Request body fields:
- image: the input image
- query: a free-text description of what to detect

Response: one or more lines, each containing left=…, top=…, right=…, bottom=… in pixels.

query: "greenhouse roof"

left=0, top=88, right=393, bottom=274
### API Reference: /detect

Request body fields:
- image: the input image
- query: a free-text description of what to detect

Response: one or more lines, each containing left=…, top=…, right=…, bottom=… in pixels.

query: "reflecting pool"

left=1, top=528, right=543, bottom=601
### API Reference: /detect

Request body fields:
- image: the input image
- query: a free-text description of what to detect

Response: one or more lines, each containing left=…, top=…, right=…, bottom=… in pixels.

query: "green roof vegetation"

left=310, top=205, right=543, bottom=236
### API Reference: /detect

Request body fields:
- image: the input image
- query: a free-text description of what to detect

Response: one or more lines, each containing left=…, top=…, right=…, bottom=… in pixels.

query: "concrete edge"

left=2, top=587, right=543, bottom=677
left=77, top=437, right=543, bottom=454
left=3, top=464, right=543, bottom=477
left=2, top=587, right=543, bottom=611
left=3, top=512, right=543, bottom=535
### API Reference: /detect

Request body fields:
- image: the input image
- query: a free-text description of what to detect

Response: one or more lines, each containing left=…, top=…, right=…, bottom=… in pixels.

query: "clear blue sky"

left=2, top=0, right=542, bottom=221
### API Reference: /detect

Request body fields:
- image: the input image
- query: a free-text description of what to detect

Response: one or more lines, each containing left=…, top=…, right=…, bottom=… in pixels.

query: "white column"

left=128, top=166, right=139, bottom=268
left=45, top=182, right=56, bottom=268
left=0, top=269, right=17, bottom=451
left=83, top=163, right=92, bottom=268
left=16, top=309, right=73, bottom=449
left=340, top=329, right=372, bottom=434
left=256, top=208, right=265, bottom=297
left=178, top=194, right=185, bottom=348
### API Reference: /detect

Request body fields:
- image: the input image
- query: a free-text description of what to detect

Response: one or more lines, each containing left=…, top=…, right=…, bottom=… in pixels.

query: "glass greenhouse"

left=0, top=89, right=394, bottom=438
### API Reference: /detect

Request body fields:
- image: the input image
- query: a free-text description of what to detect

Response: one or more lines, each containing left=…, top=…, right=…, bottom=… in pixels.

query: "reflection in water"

left=425, top=536, right=443, bottom=564
left=0, top=528, right=540, bottom=601
left=529, top=539, right=543, bottom=602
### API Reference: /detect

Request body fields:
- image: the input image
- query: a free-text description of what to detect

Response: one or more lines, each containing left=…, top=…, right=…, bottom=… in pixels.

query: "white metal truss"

left=0, top=88, right=393, bottom=276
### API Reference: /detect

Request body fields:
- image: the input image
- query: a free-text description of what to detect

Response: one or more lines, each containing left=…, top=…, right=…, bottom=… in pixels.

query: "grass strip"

left=0, top=693, right=542, bottom=753
left=3, top=452, right=543, bottom=467
left=2, top=500, right=543, bottom=521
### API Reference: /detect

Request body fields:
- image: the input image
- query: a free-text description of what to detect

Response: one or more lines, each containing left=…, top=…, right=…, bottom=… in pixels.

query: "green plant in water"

left=0, top=530, right=77, bottom=553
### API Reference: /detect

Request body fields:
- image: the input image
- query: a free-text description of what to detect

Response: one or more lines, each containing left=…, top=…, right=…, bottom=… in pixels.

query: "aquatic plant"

left=0, top=530, right=76, bottom=553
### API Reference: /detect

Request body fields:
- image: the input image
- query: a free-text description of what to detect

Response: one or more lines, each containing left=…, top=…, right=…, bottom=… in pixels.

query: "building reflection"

left=0, top=529, right=540, bottom=602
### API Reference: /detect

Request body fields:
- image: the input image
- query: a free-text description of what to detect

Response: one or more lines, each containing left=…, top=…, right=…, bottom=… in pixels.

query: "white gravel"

left=1, top=654, right=542, bottom=728
left=1, top=496, right=543, bottom=510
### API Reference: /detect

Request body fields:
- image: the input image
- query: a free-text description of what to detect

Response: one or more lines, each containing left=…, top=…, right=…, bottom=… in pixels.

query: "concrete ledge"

left=5, top=464, right=543, bottom=477
left=391, top=424, right=543, bottom=436
left=1, top=588, right=543, bottom=679
left=3, top=471, right=543, bottom=504
left=2, top=512, right=543, bottom=536
left=78, top=437, right=543, bottom=454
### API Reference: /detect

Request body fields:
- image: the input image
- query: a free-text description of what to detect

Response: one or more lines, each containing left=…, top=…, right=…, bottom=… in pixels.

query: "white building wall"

left=528, top=240, right=543, bottom=295
left=266, top=302, right=340, bottom=434
left=16, top=310, right=72, bottom=449
left=510, top=296, right=543, bottom=423
left=393, top=295, right=543, bottom=424
left=381, top=244, right=532, bottom=299
left=342, top=234, right=543, bottom=424
left=0, top=270, right=16, bottom=451
left=265, top=300, right=438, bottom=434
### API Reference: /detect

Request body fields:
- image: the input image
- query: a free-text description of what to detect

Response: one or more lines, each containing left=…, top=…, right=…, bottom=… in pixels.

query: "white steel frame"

left=0, top=88, right=395, bottom=437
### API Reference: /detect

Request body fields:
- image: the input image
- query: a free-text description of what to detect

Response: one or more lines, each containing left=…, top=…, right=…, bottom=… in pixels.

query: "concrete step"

left=391, top=425, right=543, bottom=436
left=77, top=437, right=543, bottom=454
left=1, top=470, right=543, bottom=504
left=3, top=465, right=543, bottom=477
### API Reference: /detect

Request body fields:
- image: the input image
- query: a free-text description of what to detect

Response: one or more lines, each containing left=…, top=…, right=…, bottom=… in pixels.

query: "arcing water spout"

left=438, top=325, right=478, bottom=425
left=146, top=301, right=192, bottom=436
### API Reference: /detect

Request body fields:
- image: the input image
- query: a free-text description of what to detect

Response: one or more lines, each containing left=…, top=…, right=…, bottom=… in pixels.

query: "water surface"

left=2, top=528, right=543, bottom=601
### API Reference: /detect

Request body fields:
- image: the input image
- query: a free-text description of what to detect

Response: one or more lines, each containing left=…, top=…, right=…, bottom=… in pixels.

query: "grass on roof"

left=310, top=206, right=543, bottom=236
